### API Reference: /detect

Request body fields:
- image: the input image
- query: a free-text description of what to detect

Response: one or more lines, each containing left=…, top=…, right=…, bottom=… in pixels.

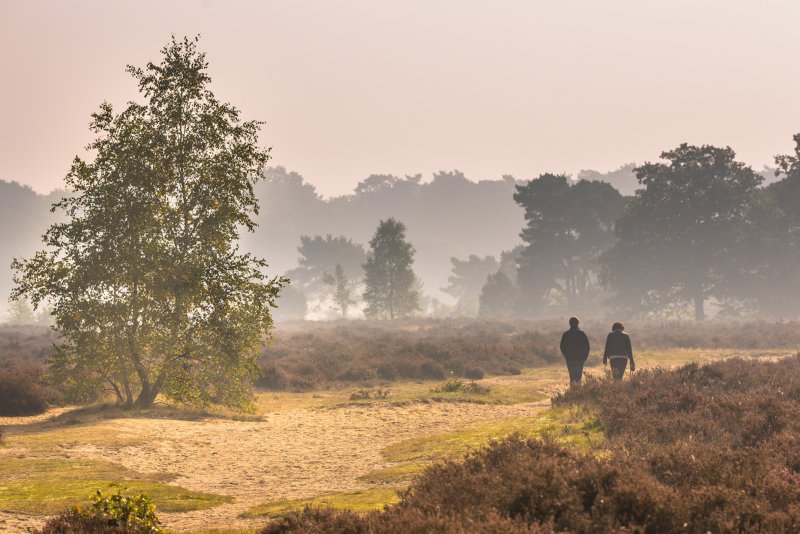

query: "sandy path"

left=1, top=394, right=550, bottom=532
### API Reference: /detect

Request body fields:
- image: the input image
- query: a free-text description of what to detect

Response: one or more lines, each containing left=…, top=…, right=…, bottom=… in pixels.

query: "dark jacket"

left=603, top=329, right=634, bottom=367
left=560, top=327, right=590, bottom=362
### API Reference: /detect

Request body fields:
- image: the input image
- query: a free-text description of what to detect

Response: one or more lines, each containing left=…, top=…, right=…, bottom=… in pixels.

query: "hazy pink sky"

left=2, top=0, right=799, bottom=197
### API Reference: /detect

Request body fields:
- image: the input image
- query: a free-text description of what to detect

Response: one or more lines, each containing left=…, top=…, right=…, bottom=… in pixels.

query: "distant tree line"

left=476, top=141, right=800, bottom=321
left=275, top=139, right=800, bottom=322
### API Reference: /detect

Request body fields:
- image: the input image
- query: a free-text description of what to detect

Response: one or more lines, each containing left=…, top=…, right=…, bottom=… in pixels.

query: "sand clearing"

left=0, top=383, right=552, bottom=533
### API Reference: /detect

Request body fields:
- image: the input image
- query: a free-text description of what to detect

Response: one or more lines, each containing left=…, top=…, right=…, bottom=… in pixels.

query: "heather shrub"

left=263, top=356, right=800, bottom=533
left=258, top=320, right=560, bottom=390
left=463, top=366, right=485, bottom=379
left=35, top=487, right=162, bottom=534
left=0, top=325, right=58, bottom=368
left=257, top=318, right=800, bottom=391
left=0, top=363, right=50, bottom=416
left=36, top=510, right=153, bottom=534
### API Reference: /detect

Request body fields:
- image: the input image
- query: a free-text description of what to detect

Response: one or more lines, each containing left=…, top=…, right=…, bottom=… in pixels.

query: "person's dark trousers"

left=610, top=357, right=628, bottom=381
left=565, top=359, right=585, bottom=384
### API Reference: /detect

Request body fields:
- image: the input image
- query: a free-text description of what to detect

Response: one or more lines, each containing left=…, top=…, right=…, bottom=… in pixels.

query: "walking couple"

left=559, top=317, right=635, bottom=384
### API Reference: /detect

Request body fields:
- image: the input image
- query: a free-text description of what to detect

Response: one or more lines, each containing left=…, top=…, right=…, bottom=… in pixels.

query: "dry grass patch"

left=242, top=487, right=400, bottom=519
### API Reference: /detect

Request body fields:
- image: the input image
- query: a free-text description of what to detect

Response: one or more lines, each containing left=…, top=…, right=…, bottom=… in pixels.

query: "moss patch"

left=242, top=487, right=400, bottom=519
left=0, top=457, right=231, bottom=515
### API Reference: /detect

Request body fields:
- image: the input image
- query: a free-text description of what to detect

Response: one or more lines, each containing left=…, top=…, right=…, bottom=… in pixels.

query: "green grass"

left=0, top=457, right=232, bottom=515
left=241, top=487, right=400, bottom=519
left=0, top=457, right=171, bottom=482
left=362, top=407, right=603, bottom=485
left=381, top=406, right=601, bottom=464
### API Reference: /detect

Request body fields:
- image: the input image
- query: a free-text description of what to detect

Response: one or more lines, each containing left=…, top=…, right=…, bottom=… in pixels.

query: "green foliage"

left=362, top=218, right=420, bottom=319
left=0, top=457, right=231, bottom=515
left=34, top=486, right=162, bottom=534
left=11, top=36, right=284, bottom=409
left=86, top=486, right=162, bottom=533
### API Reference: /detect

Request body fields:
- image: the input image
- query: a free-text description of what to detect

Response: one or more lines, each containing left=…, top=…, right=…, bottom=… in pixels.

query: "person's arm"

left=581, top=332, right=590, bottom=360
left=603, top=334, right=610, bottom=365
left=627, top=335, right=635, bottom=371
left=560, top=332, right=567, bottom=358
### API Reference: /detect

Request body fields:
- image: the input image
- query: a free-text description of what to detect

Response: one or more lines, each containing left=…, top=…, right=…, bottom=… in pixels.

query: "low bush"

left=349, top=387, right=390, bottom=401
left=257, top=318, right=800, bottom=392
left=258, top=320, right=560, bottom=391
left=35, top=487, right=162, bottom=534
left=0, top=363, right=51, bottom=416
left=431, top=376, right=491, bottom=395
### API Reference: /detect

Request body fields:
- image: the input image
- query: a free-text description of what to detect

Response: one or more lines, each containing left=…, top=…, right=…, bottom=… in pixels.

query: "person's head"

left=569, top=317, right=579, bottom=328
left=612, top=321, right=624, bottom=331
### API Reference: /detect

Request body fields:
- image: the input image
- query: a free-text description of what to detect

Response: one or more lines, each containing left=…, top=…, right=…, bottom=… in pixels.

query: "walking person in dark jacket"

left=603, top=322, right=635, bottom=381
left=560, top=317, right=590, bottom=385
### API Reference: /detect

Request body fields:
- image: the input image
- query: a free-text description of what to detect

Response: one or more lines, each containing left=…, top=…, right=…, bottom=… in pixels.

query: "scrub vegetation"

left=260, top=355, right=800, bottom=533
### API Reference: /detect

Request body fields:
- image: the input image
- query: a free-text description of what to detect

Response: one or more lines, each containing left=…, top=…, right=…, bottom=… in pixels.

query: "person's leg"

left=610, top=358, right=628, bottom=381
left=566, top=359, right=583, bottom=384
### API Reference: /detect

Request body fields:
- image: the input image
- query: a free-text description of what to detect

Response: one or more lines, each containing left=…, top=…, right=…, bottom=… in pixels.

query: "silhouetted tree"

left=242, top=168, right=523, bottom=303
left=11, top=37, right=284, bottom=408
left=756, top=134, right=800, bottom=315
left=577, top=163, right=639, bottom=196
left=479, top=272, right=517, bottom=319
left=287, top=235, right=366, bottom=302
left=498, top=246, right=524, bottom=283
left=363, top=218, right=420, bottom=319
left=602, top=144, right=762, bottom=321
left=442, top=255, right=499, bottom=316
left=514, top=175, right=624, bottom=315
left=323, top=263, right=357, bottom=319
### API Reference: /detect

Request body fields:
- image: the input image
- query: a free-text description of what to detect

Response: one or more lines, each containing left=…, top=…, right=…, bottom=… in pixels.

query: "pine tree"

left=362, top=218, right=419, bottom=319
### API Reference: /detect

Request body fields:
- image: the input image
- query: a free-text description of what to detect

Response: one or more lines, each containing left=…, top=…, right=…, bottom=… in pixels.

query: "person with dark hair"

left=603, top=321, right=635, bottom=380
left=560, top=316, right=590, bottom=385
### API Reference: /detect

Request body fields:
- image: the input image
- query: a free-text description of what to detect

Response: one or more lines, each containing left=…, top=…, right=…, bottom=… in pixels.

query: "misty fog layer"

left=0, top=159, right=791, bottom=321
